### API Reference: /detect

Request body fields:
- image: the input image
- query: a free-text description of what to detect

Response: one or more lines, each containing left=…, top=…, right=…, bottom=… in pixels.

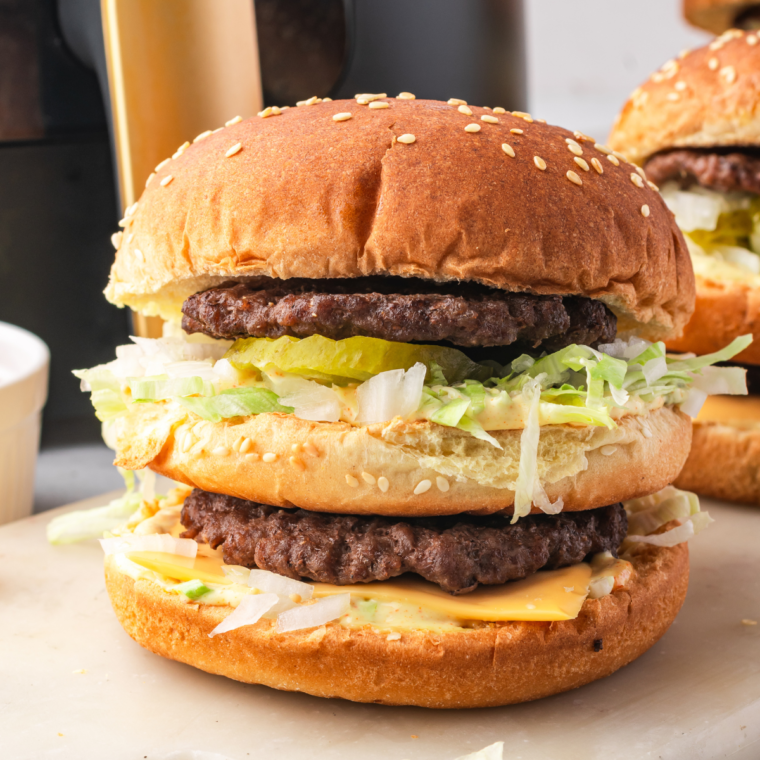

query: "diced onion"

left=627, top=512, right=713, bottom=548
left=208, top=593, right=278, bottom=637
left=99, top=533, right=198, bottom=557
left=264, top=372, right=341, bottom=422
left=588, top=575, right=614, bottom=600
left=248, top=569, right=314, bottom=600
left=276, top=593, right=350, bottom=633
left=660, top=183, right=725, bottom=232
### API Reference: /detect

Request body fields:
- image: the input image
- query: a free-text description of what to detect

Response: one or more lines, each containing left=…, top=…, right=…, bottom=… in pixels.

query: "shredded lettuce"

left=177, top=388, right=292, bottom=423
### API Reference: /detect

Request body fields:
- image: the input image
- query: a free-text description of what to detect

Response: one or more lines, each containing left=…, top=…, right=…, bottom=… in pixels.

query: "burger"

left=609, top=30, right=760, bottom=504
left=683, top=0, right=760, bottom=34
left=73, top=95, right=744, bottom=708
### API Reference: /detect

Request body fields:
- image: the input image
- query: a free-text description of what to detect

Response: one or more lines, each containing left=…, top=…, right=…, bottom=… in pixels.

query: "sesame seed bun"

left=106, top=98, right=693, bottom=342
left=683, top=1, right=754, bottom=35
left=111, top=402, right=692, bottom=517
left=608, top=30, right=760, bottom=166
left=103, top=539, right=689, bottom=708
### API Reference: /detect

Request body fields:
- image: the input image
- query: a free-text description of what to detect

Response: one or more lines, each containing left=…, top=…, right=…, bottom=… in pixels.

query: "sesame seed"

left=145, top=172, right=155, bottom=187
left=369, top=101, right=390, bottom=109
left=679, top=48, right=691, bottom=59
left=386, top=632, right=401, bottom=641
left=377, top=476, right=390, bottom=492
left=436, top=476, right=450, bottom=492
left=510, top=128, right=523, bottom=135
left=133, top=248, right=144, bottom=263
left=397, top=133, right=416, bottom=144
left=708, top=57, right=719, bottom=70
left=613, top=150, right=628, bottom=162
left=240, top=438, right=253, bottom=453
left=262, top=452, right=277, bottom=463
left=648, top=180, right=659, bottom=191
left=666, top=92, right=679, bottom=102
left=355, top=93, right=386, bottom=104
left=567, top=142, right=583, bottom=156
left=397, top=92, right=416, bottom=100
left=303, top=442, right=319, bottom=457
left=534, top=156, right=547, bottom=170
left=212, top=127, right=224, bottom=132
left=720, top=65, right=737, bottom=84
left=675, top=81, right=687, bottom=91
left=458, top=104, right=473, bottom=116
left=501, top=143, right=515, bottom=157
left=594, top=144, right=612, bottom=155
left=111, top=231, right=123, bottom=249
left=481, top=114, right=499, bottom=124
left=194, top=130, right=212, bottom=142
left=225, top=143, right=243, bottom=157
left=181, top=434, right=194, bottom=453
left=651, top=72, right=666, bottom=83
left=320, top=99, right=331, bottom=103
left=125, top=202, right=138, bottom=216
left=447, top=98, right=467, bottom=106
left=464, top=123, right=481, bottom=133
left=172, top=141, right=190, bottom=159
left=742, top=619, right=758, bottom=625
left=600, top=445, right=617, bottom=456
left=346, top=474, right=359, bottom=488
left=512, top=111, right=533, bottom=122
left=574, top=157, right=590, bottom=172
left=748, top=35, right=758, bottom=46
left=536, top=118, right=547, bottom=123
left=590, top=157, right=603, bottom=174
left=607, top=154, right=620, bottom=166
left=574, top=131, right=594, bottom=142
left=212, top=447, right=230, bottom=456
left=160, top=175, right=174, bottom=187
left=641, top=423, right=653, bottom=439
left=566, top=170, right=583, bottom=186
left=333, top=112, right=352, bottom=122
left=297, top=96, right=321, bottom=107
left=291, top=443, right=302, bottom=453
left=631, top=173, right=645, bottom=188
left=127, top=233, right=133, bottom=242
left=362, top=471, right=376, bottom=485
left=641, top=205, right=650, bottom=217
left=258, top=106, right=281, bottom=118
left=290, top=456, right=305, bottom=471
left=225, top=115, right=243, bottom=126
left=245, top=452, right=259, bottom=462
left=492, top=107, right=506, bottom=114
left=414, top=479, right=432, bottom=495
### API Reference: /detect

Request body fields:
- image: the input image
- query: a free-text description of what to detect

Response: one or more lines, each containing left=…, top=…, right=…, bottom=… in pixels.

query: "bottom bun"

left=104, top=542, right=688, bottom=709
left=675, top=420, right=760, bottom=505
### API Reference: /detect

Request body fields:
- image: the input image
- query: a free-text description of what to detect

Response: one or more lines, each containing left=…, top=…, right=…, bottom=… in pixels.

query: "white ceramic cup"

left=0, top=322, right=49, bottom=525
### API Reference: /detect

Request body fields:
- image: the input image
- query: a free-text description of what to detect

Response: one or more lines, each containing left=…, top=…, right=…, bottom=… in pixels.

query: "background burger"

left=610, top=30, right=760, bottom=505
left=73, top=94, right=744, bottom=708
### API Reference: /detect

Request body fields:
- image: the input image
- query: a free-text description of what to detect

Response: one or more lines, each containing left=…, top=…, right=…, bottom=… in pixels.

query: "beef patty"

left=181, top=278, right=617, bottom=350
left=180, top=489, right=628, bottom=594
left=645, top=148, right=760, bottom=195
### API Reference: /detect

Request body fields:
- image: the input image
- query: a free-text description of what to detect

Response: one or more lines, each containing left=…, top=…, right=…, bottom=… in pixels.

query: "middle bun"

left=113, top=404, right=692, bottom=516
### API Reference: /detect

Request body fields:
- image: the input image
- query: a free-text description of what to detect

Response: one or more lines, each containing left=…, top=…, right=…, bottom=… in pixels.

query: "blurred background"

left=0, top=0, right=712, bottom=512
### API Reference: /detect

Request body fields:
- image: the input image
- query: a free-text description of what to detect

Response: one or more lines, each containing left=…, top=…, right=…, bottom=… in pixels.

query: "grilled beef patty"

left=180, top=489, right=628, bottom=594
left=181, top=278, right=617, bottom=350
left=645, top=148, right=760, bottom=195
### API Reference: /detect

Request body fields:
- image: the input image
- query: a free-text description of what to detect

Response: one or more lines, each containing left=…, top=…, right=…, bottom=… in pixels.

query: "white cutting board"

left=1, top=494, right=759, bottom=760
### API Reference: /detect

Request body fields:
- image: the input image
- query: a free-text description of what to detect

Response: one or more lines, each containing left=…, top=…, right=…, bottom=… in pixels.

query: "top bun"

left=683, top=0, right=753, bottom=34
left=609, top=29, right=760, bottom=165
left=106, top=98, right=694, bottom=341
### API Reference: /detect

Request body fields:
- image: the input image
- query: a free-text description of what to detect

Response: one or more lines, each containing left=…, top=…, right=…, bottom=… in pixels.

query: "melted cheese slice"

left=126, top=551, right=592, bottom=622
left=697, top=395, right=760, bottom=425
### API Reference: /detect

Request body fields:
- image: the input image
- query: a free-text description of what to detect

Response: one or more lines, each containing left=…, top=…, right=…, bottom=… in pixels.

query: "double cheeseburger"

left=683, top=0, right=760, bottom=34
left=76, top=95, right=743, bottom=708
left=610, top=30, right=760, bottom=504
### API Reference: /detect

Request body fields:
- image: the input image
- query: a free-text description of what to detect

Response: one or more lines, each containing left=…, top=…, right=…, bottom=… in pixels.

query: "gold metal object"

left=101, top=0, right=263, bottom=336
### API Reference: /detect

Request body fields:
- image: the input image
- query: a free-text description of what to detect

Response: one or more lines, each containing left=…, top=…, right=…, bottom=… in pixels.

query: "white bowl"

left=0, top=322, right=49, bottom=525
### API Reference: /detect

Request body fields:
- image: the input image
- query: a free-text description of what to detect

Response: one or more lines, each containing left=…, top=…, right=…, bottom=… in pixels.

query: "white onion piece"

left=264, top=372, right=341, bottom=422
left=680, top=387, right=707, bottom=418
left=642, top=356, right=668, bottom=386
left=99, top=533, right=198, bottom=557
left=355, top=363, right=425, bottom=423
left=660, top=184, right=725, bottom=232
left=276, top=593, right=350, bottom=633
left=455, top=742, right=504, bottom=760
left=628, top=512, right=713, bottom=547
left=691, top=366, right=748, bottom=396
left=208, top=593, right=278, bottom=638
left=588, top=575, right=615, bottom=600
left=248, top=569, right=314, bottom=600
left=212, top=358, right=238, bottom=383
left=221, top=565, right=251, bottom=584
